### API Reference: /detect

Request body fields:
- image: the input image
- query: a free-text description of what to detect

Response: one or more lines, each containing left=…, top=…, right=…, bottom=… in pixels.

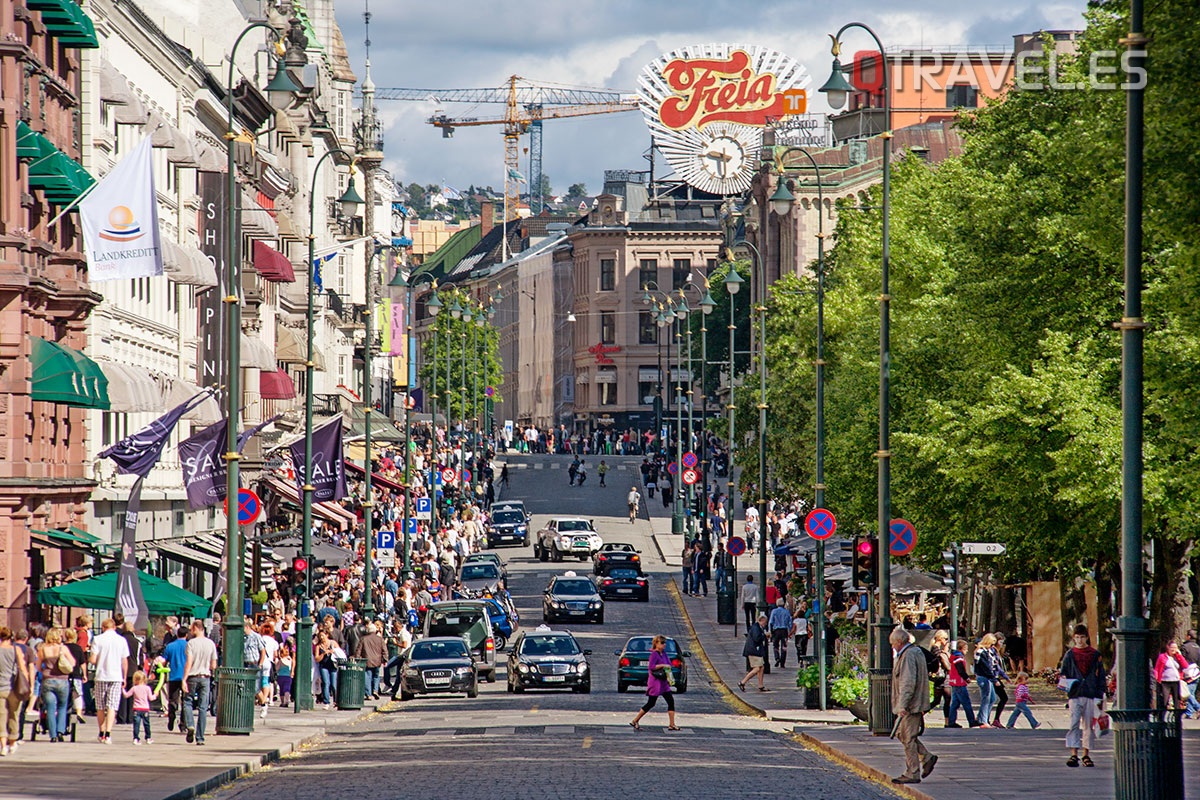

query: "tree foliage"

left=417, top=291, right=503, bottom=425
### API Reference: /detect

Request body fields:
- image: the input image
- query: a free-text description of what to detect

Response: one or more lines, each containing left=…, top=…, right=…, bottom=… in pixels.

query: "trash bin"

left=337, top=658, right=366, bottom=711
left=215, top=667, right=257, bottom=735
left=716, top=589, right=737, bottom=625
left=1111, top=709, right=1184, bottom=799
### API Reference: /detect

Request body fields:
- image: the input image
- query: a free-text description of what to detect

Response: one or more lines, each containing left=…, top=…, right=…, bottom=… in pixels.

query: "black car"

left=486, top=507, right=530, bottom=547
left=506, top=628, right=592, bottom=693
left=396, top=637, right=479, bottom=701
left=615, top=635, right=689, bottom=694
left=592, top=542, right=642, bottom=575
left=598, top=567, right=649, bottom=601
left=542, top=573, right=604, bottom=624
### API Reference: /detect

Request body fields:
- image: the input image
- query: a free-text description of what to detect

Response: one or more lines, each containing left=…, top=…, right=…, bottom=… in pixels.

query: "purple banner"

left=179, top=417, right=228, bottom=510
left=116, top=476, right=151, bottom=630
left=289, top=416, right=346, bottom=502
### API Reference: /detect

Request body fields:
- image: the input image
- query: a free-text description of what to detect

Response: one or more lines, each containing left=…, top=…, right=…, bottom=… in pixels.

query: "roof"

left=441, top=220, right=526, bottom=284
left=328, top=25, right=357, bottom=83
left=413, top=224, right=483, bottom=282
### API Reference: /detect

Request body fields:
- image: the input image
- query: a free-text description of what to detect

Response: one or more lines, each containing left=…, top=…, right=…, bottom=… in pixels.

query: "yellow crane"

left=375, top=75, right=639, bottom=218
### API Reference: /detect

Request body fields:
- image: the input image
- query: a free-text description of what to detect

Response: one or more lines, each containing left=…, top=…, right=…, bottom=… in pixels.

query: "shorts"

left=259, top=674, right=272, bottom=689
left=94, top=680, right=123, bottom=711
left=747, top=656, right=765, bottom=669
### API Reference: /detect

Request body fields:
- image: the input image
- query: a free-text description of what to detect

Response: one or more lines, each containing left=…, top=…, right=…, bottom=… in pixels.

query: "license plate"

left=569, top=609, right=585, bottom=615
left=618, top=588, right=633, bottom=594
left=425, top=676, right=450, bottom=686
left=542, top=675, right=565, bottom=682
left=573, top=539, right=589, bottom=547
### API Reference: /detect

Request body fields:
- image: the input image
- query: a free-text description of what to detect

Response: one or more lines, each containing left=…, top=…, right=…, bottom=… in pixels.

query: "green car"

left=615, top=635, right=689, bottom=694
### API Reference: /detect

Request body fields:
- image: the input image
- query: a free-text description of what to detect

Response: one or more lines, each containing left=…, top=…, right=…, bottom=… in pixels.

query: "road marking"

left=582, top=736, right=592, bottom=749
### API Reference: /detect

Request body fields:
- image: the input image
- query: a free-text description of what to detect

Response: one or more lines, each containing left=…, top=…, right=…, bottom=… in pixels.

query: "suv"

left=535, top=518, right=603, bottom=563
left=486, top=507, right=530, bottom=547
left=420, top=600, right=497, bottom=682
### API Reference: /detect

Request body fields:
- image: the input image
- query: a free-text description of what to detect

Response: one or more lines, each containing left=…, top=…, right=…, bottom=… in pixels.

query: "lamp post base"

left=293, top=614, right=314, bottom=711
left=671, top=511, right=684, bottom=535
left=868, top=668, right=895, bottom=735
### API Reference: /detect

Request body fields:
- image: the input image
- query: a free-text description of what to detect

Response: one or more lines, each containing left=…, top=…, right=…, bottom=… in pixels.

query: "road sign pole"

left=950, top=546, right=959, bottom=644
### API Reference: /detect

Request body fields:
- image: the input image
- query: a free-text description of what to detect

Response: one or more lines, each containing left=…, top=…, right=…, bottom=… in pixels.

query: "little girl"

left=1006, top=671, right=1041, bottom=729
left=123, top=670, right=161, bottom=744
left=276, top=642, right=294, bottom=708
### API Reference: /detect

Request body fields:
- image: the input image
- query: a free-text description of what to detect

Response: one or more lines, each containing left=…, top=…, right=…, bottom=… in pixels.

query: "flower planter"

left=848, top=698, right=870, bottom=722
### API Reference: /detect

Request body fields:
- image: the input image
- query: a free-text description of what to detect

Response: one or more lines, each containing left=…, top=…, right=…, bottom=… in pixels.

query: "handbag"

left=1182, top=663, right=1200, bottom=683
left=13, top=658, right=31, bottom=702
left=1056, top=676, right=1078, bottom=694
left=56, top=645, right=76, bottom=674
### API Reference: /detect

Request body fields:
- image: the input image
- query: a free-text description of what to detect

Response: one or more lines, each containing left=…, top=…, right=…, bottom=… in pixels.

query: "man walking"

left=182, top=620, right=217, bottom=745
left=890, top=627, right=936, bottom=785
left=88, top=618, right=128, bottom=744
left=738, top=614, right=770, bottom=692
left=739, top=576, right=758, bottom=631
left=769, top=598, right=792, bottom=668
left=162, top=625, right=188, bottom=733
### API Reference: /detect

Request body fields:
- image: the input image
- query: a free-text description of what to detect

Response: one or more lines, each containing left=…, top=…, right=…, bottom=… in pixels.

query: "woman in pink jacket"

left=1152, top=639, right=1190, bottom=720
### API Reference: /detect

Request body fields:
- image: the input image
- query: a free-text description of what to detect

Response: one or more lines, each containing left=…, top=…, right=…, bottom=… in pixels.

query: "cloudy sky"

left=334, top=1, right=1089, bottom=197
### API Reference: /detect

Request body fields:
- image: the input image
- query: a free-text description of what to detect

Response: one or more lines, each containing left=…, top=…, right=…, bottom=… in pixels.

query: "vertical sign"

left=196, top=171, right=227, bottom=390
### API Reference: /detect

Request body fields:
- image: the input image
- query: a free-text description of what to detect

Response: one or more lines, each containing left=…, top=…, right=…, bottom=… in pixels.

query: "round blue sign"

left=889, top=518, right=917, bottom=556
left=804, top=508, right=837, bottom=541
left=726, top=536, right=747, bottom=556
left=667, top=462, right=679, bottom=476
left=682, top=451, right=698, bottom=469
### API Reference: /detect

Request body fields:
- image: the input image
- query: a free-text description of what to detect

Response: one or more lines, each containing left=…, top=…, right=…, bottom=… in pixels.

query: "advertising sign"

left=638, top=44, right=810, bottom=194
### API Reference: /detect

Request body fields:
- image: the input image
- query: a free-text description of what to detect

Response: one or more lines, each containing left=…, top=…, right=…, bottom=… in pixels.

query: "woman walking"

left=629, top=635, right=679, bottom=731
left=974, top=634, right=999, bottom=728
left=1152, top=639, right=1190, bottom=720
left=35, top=627, right=74, bottom=742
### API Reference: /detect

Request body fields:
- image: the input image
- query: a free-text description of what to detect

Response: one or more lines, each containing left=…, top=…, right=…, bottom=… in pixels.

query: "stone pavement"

left=0, top=700, right=382, bottom=800
left=644, top=508, right=1199, bottom=800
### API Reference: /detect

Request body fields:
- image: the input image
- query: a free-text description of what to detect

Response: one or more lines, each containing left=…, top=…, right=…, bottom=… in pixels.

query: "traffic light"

left=292, top=556, right=308, bottom=599
left=839, top=539, right=855, bottom=567
left=941, top=548, right=959, bottom=592
left=853, top=535, right=876, bottom=588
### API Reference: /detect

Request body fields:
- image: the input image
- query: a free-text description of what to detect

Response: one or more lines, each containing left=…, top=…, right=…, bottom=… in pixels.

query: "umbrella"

left=37, top=570, right=211, bottom=617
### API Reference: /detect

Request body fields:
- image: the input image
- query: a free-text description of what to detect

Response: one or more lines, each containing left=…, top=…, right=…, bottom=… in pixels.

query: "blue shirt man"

left=768, top=599, right=794, bottom=669
left=164, top=635, right=188, bottom=681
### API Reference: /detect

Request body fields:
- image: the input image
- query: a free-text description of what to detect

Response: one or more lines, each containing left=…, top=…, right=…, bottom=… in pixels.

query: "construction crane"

left=374, top=76, right=639, bottom=217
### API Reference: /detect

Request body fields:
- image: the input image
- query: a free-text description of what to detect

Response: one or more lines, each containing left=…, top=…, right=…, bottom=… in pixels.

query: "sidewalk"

left=0, top=700, right=381, bottom=800
left=646, top=514, right=1199, bottom=800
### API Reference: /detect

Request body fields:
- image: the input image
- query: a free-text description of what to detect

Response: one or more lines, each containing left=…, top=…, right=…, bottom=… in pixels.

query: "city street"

left=209, top=454, right=892, bottom=800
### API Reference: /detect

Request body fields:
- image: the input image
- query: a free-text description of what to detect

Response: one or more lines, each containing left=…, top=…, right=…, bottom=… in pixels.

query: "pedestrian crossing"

left=394, top=724, right=772, bottom=738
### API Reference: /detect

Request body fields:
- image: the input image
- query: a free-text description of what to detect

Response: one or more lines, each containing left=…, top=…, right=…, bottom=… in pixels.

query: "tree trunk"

left=1061, top=573, right=1089, bottom=645
left=1093, top=550, right=1116, bottom=666
left=1149, top=535, right=1195, bottom=648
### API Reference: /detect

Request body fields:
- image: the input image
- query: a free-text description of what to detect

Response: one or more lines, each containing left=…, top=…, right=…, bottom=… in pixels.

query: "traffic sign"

left=889, top=518, right=917, bottom=556
left=377, top=550, right=396, bottom=568
left=414, top=496, right=432, bottom=520
left=376, top=530, right=396, bottom=550
left=225, top=488, right=262, bottom=526
left=804, top=508, right=837, bottom=541
left=405, top=518, right=418, bottom=535
left=485, top=386, right=495, bottom=398
left=440, top=467, right=456, bottom=484
left=726, top=536, right=747, bottom=557
left=682, top=451, right=697, bottom=469
left=667, top=462, right=679, bottom=476
left=432, top=469, right=443, bottom=486
left=462, top=469, right=472, bottom=484
left=681, top=468, right=698, bottom=486
left=961, top=542, right=1006, bottom=556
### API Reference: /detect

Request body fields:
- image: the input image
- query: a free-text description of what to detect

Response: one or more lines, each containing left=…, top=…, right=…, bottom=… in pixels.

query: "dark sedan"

left=506, top=628, right=591, bottom=693
left=542, top=573, right=604, bottom=624
left=592, top=542, right=642, bottom=575
left=615, top=635, right=689, bottom=693
left=598, top=567, right=649, bottom=601
left=396, top=637, right=479, bottom=701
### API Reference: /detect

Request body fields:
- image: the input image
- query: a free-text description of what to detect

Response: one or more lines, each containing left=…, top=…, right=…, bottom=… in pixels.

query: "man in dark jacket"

left=738, top=614, right=769, bottom=692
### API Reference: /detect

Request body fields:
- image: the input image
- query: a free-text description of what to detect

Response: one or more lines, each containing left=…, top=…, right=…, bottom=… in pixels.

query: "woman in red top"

left=1152, top=640, right=1190, bottom=720
left=629, top=635, right=678, bottom=731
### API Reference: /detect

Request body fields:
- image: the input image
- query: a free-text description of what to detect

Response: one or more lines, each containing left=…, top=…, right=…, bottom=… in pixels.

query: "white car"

left=535, top=518, right=603, bottom=563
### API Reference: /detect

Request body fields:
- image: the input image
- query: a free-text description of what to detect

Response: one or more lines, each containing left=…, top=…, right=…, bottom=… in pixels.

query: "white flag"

left=80, top=137, right=163, bottom=282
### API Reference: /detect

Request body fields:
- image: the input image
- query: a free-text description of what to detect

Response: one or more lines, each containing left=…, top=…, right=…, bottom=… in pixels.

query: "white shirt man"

left=88, top=618, right=129, bottom=742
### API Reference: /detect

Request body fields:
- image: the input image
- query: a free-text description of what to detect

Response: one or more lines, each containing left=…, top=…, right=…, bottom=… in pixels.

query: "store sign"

left=638, top=43, right=810, bottom=195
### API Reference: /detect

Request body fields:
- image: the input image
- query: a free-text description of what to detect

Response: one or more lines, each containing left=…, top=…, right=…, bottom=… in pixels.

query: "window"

left=599, top=257, right=616, bottom=291
left=638, top=259, right=657, bottom=292
left=946, top=84, right=978, bottom=109
left=597, top=367, right=617, bottom=406
left=600, top=312, right=616, bottom=344
left=638, top=311, right=657, bottom=345
left=672, top=259, right=691, bottom=290
left=638, top=366, right=659, bottom=406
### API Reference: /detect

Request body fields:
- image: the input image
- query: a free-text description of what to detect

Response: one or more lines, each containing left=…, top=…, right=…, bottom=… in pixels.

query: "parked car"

left=592, top=542, right=642, bottom=575
left=461, top=552, right=507, bottom=583
left=482, top=595, right=518, bottom=650
left=421, top=600, right=497, bottom=682
left=395, top=636, right=479, bottom=701
left=615, top=635, right=689, bottom=693
left=459, top=562, right=505, bottom=595
left=542, top=572, right=604, bottom=624
left=598, top=567, right=649, bottom=601
left=535, top=517, right=603, bottom=563
left=506, top=627, right=592, bottom=694
left=486, top=507, right=530, bottom=547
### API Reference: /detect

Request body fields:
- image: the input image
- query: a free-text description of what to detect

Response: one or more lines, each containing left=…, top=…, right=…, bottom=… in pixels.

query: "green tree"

left=565, top=182, right=588, bottom=201
left=418, top=292, right=503, bottom=426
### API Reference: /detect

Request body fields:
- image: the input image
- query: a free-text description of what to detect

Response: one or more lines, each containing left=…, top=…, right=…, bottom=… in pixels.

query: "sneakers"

left=186, top=728, right=195, bottom=743
left=196, top=739, right=206, bottom=746
left=145, top=738, right=153, bottom=745
left=921, top=754, right=939, bottom=778
left=133, top=739, right=142, bottom=746
left=945, top=722, right=963, bottom=729
left=260, top=705, right=268, bottom=719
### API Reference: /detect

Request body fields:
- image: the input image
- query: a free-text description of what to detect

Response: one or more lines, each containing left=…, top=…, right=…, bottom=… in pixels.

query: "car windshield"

left=493, top=511, right=524, bottom=524
left=461, top=564, right=500, bottom=580
left=553, top=579, right=594, bottom=596
left=520, top=635, right=581, bottom=656
left=427, top=610, right=483, bottom=637
left=625, top=638, right=678, bottom=655
left=557, top=520, right=591, bottom=532
left=604, top=544, right=634, bottom=553
left=411, top=640, right=469, bottom=660
left=609, top=568, right=639, bottom=579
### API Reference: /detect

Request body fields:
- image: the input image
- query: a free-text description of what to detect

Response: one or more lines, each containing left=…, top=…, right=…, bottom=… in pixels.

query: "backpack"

left=921, top=646, right=942, bottom=678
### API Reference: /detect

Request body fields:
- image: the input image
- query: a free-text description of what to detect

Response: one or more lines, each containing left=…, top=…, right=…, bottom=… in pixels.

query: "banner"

left=196, top=171, right=228, bottom=389
left=80, top=137, right=163, bottom=282
left=289, top=416, right=346, bottom=502
left=237, top=413, right=283, bottom=454
left=179, top=418, right=228, bottom=510
left=115, top=477, right=151, bottom=627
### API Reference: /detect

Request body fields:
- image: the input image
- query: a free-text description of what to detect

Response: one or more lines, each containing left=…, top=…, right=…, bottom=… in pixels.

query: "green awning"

left=32, top=528, right=97, bottom=548
left=26, top=0, right=99, bottom=48
left=16, top=121, right=54, bottom=161
left=67, top=526, right=103, bottom=544
left=37, top=570, right=212, bottom=617
left=29, top=337, right=110, bottom=409
left=27, top=148, right=95, bottom=206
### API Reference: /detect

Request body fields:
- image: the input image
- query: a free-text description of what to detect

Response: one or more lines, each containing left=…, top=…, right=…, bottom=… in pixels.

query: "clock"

left=699, top=135, right=746, bottom=180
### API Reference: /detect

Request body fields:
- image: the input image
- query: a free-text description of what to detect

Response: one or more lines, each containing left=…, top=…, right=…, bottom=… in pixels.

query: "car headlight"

left=589, top=601, right=602, bottom=609
left=454, top=666, right=472, bottom=675
left=578, top=662, right=588, bottom=674
left=404, top=668, right=419, bottom=678
left=517, top=525, right=526, bottom=532
left=517, top=663, right=530, bottom=674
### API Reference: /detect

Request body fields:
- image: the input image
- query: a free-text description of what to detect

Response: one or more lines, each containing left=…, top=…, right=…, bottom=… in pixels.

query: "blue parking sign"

left=376, top=530, right=395, bottom=550
left=414, top=497, right=432, bottom=520
left=405, top=518, right=418, bottom=535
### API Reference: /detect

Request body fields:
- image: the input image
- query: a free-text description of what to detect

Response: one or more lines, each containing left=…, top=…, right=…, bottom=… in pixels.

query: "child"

left=123, top=670, right=161, bottom=744
left=1006, top=671, right=1041, bottom=729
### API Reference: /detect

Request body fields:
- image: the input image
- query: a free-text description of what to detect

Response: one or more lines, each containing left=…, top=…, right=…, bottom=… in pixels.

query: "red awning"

left=343, top=458, right=406, bottom=492
left=252, top=240, right=296, bottom=283
left=259, top=368, right=295, bottom=399
left=263, top=476, right=352, bottom=530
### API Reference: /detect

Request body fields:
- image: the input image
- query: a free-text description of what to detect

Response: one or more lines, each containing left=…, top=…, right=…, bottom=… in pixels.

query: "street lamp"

left=677, top=283, right=712, bottom=540
left=723, top=266, right=744, bottom=549
left=769, top=146, right=829, bottom=711
left=821, top=21, right=894, bottom=736
left=215, top=14, right=306, bottom=729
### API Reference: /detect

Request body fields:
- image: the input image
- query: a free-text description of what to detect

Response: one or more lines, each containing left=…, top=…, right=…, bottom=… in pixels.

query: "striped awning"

left=259, top=368, right=296, bottom=400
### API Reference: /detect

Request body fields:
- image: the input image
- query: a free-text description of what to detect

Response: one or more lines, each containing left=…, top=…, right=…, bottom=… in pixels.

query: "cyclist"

left=627, top=486, right=641, bottom=524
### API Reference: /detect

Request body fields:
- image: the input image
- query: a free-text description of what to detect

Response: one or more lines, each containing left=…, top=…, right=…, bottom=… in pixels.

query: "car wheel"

left=399, top=689, right=414, bottom=702
left=493, top=634, right=507, bottom=652
left=552, top=545, right=562, bottom=562
left=574, top=681, right=591, bottom=694
left=538, top=543, right=548, bottom=562
left=617, top=681, right=629, bottom=693
left=486, top=669, right=497, bottom=683
left=467, top=679, right=479, bottom=699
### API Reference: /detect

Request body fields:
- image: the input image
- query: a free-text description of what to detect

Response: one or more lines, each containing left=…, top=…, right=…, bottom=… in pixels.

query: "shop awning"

left=263, top=476, right=353, bottom=530
left=164, top=379, right=221, bottom=424
left=252, top=240, right=295, bottom=283
left=22, top=126, right=95, bottom=206
left=241, top=189, right=278, bottom=238
left=195, top=143, right=224, bottom=172
left=147, top=115, right=201, bottom=167
left=96, top=361, right=163, bottom=412
left=275, top=322, right=305, bottom=364
left=259, top=368, right=296, bottom=400
left=37, top=570, right=210, bottom=617
left=342, top=458, right=406, bottom=492
left=30, top=336, right=110, bottom=409
left=162, top=238, right=218, bottom=288
left=28, top=0, right=99, bottom=49
left=30, top=528, right=99, bottom=553
left=239, top=333, right=276, bottom=370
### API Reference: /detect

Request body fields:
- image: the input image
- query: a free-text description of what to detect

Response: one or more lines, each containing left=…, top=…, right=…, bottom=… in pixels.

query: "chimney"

left=480, top=200, right=495, bottom=237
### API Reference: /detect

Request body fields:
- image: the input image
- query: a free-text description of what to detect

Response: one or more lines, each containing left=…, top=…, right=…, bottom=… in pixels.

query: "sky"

left=334, top=0, right=1090, bottom=198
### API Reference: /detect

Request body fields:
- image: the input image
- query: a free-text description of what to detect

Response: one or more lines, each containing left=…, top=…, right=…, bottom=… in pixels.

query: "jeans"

left=947, top=685, right=976, bottom=726
left=319, top=666, right=338, bottom=705
left=976, top=677, right=996, bottom=724
left=693, top=572, right=707, bottom=596
left=771, top=629, right=790, bottom=667
left=182, top=676, right=210, bottom=741
left=40, top=678, right=69, bottom=739
left=1186, top=681, right=1200, bottom=716
left=1006, top=701, right=1039, bottom=728
left=132, top=710, right=151, bottom=741
left=383, top=655, right=402, bottom=691
left=681, top=568, right=692, bottom=594
left=166, top=679, right=184, bottom=731
left=364, top=667, right=381, bottom=698
left=743, top=603, right=756, bottom=630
